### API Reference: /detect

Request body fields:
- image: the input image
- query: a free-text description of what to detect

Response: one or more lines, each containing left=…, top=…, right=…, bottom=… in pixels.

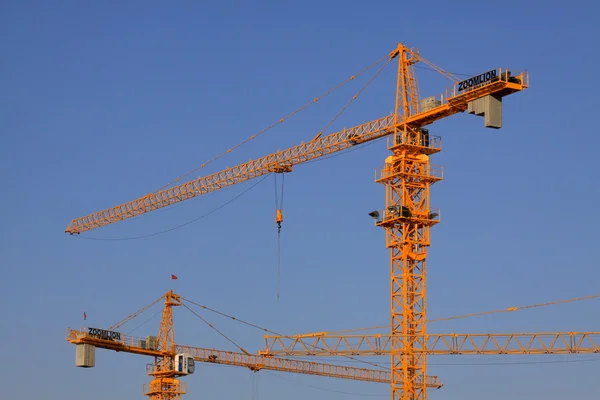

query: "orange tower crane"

left=67, top=290, right=443, bottom=400
left=64, top=42, right=554, bottom=400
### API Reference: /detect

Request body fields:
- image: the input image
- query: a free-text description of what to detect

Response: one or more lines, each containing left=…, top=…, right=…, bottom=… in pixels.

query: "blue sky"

left=1, top=1, right=599, bottom=399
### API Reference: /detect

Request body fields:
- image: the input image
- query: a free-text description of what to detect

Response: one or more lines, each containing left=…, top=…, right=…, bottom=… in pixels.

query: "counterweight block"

left=468, top=95, right=503, bottom=129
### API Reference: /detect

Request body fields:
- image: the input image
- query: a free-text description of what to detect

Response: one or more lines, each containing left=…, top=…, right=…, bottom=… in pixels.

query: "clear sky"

left=1, top=1, right=599, bottom=399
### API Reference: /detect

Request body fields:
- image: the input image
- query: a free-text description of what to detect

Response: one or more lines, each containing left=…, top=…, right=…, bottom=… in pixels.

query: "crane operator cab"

left=175, top=353, right=196, bottom=375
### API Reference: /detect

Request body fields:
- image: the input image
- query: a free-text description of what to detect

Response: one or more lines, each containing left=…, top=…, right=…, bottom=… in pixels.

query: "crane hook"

left=276, top=209, right=283, bottom=233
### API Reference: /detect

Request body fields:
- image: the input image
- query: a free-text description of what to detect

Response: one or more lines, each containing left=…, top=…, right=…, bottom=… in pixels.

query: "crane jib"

left=457, top=69, right=497, bottom=92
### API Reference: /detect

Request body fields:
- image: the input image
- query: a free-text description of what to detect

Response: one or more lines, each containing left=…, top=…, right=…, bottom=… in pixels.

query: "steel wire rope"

left=181, top=293, right=600, bottom=367
left=181, top=297, right=390, bottom=371
left=271, top=53, right=390, bottom=294
left=414, top=64, right=472, bottom=78
left=311, top=56, right=393, bottom=142
left=264, top=370, right=388, bottom=397
left=74, top=133, right=385, bottom=241
left=301, top=293, right=600, bottom=335
left=176, top=362, right=390, bottom=397
left=70, top=63, right=473, bottom=243
left=153, top=53, right=390, bottom=193
left=273, top=172, right=285, bottom=300
left=107, top=295, right=165, bottom=330
left=281, top=355, right=600, bottom=367
left=429, top=357, right=600, bottom=366
left=125, top=309, right=163, bottom=335
left=149, top=56, right=467, bottom=194
left=72, top=57, right=392, bottom=242
left=73, top=174, right=271, bottom=241
left=182, top=302, right=252, bottom=355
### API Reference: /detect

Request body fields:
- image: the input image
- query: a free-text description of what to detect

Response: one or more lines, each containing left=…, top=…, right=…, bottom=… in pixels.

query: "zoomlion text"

left=458, top=69, right=497, bottom=91
left=88, top=327, right=121, bottom=340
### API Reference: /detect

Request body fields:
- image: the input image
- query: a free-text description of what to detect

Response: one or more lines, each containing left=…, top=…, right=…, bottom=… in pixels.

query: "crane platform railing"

left=368, top=207, right=441, bottom=226
left=445, top=68, right=529, bottom=102
left=386, top=133, right=443, bottom=154
left=143, top=381, right=187, bottom=395
left=374, top=164, right=444, bottom=182
left=412, top=68, right=529, bottom=124
left=68, top=328, right=160, bottom=351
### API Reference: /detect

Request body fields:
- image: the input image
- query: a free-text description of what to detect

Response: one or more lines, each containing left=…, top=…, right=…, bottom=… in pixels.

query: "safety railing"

left=387, top=131, right=442, bottom=151
left=66, top=328, right=158, bottom=351
left=143, top=381, right=187, bottom=395
left=384, top=67, right=528, bottom=129
left=368, top=207, right=440, bottom=225
left=146, top=363, right=161, bottom=374
left=445, top=68, right=529, bottom=99
left=418, top=93, right=449, bottom=113
left=375, top=163, right=444, bottom=182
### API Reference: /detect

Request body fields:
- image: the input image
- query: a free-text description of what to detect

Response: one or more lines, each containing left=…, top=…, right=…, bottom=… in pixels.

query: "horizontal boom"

left=65, top=67, right=528, bottom=234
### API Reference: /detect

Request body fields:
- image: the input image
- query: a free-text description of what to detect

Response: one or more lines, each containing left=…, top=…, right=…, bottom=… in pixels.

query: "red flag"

left=83, top=311, right=87, bottom=320
left=171, top=274, right=178, bottom=280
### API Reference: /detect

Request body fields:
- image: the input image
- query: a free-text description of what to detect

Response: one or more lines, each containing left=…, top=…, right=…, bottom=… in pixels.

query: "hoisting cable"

left=299, top=292, right=600, bottom=335
left=274, top=173, right=285, bottom=299
left=251, top=373, right=260, bottom=400
left=264, top=56, right=393, bottom=299
left=153, top=53, right=390, bottom=193
left=75, top=174, right=271, bottom=241
left=265, top=371, right=388, bottom=397
left=181, top=297, right=390, bottom=371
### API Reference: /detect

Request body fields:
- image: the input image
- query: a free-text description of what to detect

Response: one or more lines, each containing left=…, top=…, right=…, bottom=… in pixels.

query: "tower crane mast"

left=65, top=42, right=537, bottom=400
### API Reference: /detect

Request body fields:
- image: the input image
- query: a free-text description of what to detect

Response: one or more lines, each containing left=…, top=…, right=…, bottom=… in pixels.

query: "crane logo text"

left=88, top=327, right=121, bottom=341
left=457, top=69, right=497, bottom=92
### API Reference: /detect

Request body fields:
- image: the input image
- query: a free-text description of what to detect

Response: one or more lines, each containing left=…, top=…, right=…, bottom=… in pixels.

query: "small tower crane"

left=67, top=290, right=443, bottom=400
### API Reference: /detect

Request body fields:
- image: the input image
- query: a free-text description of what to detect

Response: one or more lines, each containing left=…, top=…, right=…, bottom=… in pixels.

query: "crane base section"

left=76, top=344, right=95, bottom=368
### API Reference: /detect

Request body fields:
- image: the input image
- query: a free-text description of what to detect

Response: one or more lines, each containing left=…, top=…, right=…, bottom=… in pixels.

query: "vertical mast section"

left=380, top=43, right=442, bottom=400
left=144, top=290, right=187, bottom=400
left=157, top=290, right=180, bottom=371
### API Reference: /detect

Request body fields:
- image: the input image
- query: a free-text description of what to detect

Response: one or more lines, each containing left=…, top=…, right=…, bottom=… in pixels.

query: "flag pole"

left=170, top=274, right=178, bottom=293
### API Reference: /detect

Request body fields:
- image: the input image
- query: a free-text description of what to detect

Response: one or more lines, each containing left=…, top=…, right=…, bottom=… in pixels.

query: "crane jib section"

left=64, top=67, right=528, bottom=235
left=65, top=328, right=444, bottom=387
left=65, top=115, right=396, bottom=234
left=259, top=332, right=600, bottom=356
left=177, top=344, right=397, bottom=384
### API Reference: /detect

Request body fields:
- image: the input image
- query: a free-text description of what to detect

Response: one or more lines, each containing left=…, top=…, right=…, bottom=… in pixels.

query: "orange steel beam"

left=258, top=332, right=600, bottom=356
left=64, top=67, right=527, bottom=235
left=65, top=328, right=442, bottom=388
left=177, top=344, right=438, bottom=388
